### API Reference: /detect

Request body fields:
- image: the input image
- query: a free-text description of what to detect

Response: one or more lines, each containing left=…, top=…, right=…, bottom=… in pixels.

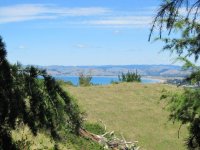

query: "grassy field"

left=64, top=83, right=188, bottom=150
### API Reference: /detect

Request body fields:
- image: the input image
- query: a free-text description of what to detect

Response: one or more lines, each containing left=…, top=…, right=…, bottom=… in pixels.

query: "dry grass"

left=12, top=125, right=75, bottom=150
left=65, top=83, right=188, bottom=150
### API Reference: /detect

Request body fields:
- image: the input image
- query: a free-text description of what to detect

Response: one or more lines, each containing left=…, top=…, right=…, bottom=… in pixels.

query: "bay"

left=54, top=76, right=162, bottom=85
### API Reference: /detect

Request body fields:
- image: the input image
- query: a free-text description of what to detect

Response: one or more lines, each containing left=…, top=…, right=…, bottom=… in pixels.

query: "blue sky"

left=0, top=0, right=180, bottom=66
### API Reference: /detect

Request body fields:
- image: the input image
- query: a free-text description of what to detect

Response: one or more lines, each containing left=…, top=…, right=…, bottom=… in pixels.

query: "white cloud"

left=56, top=7, right=111, bottom=16
left=74, top=43, right=102, bottom=49
left=75, top=44, right=88, bottom=49
left=82, top=16, right=153, bottom=28
left=18, top=45, right=27, bottom=49
left=0, top=4, right=155, bottom=28
left=113, top=30, right=120, bottom=34
left=0, top=4, right=111, bottom=23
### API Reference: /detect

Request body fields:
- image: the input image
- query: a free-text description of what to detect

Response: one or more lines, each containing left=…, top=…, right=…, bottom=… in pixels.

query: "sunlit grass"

left=65, top=83, right=188, bottom=150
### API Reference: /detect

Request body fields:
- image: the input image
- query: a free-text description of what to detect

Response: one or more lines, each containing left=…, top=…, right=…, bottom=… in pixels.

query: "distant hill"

left=36, top=65, right=190, bottom=77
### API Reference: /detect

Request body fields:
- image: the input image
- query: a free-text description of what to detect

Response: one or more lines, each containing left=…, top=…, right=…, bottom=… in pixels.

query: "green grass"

left=64, top=82, right=188, bottom=150
left=12, top=125, right=104, bottom=150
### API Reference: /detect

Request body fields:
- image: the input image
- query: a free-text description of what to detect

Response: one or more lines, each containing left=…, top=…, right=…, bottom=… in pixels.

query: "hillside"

left=37, top=65, right=190, bottom=77
left=64, top=83, right=188, bottom=150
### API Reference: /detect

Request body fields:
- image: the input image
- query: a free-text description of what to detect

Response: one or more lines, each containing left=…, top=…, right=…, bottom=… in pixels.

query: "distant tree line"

left=118, top=70, right=141, bottom=83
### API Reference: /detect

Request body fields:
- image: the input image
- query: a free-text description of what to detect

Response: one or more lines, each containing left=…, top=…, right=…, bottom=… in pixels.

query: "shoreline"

left=53, top=75, right=169, bottom=84
left=52, top=75, right=167, bottom=80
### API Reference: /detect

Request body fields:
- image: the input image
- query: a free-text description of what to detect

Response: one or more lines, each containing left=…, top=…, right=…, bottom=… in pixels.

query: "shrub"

left=118, top=70, right=141, bottom=82
left=57, top=80, right=74, bottom=86
left=110, top=80, right=119, bottom=84
left=84, top=123, right=105, bottom=135
left=65, top=81, right=74, bottom=86
left=161, top=88, right=200, bottom=149
left=79, top=73, right=92, bottom=86
left=65, top=132, right=104, bottom=150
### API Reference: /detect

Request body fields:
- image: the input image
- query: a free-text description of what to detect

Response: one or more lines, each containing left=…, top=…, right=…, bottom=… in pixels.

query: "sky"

left=0, top=0, right=181, bottom=66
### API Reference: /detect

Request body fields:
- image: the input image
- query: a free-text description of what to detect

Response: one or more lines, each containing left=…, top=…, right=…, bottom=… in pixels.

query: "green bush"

left=84, top=123, right=105, bottom=135
left=161, top=88, right=200, bottom=149
left=57, top=80, right=74, bottom=86
left=110, top=80, right=119, bottom=84
left=65, top=132, right=104, bottom=150
left=118, top=70, right=141, bottom=82
left=64, top=122, right=105, bottom=150
left=65, top=81, right=74, bottom=86
left=79, top=73, right=92, bottom=86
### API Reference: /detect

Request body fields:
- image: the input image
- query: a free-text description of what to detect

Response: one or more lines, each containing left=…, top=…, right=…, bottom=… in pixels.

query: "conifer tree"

left=150, top=1, right=200, bottom=149
left=0, top=36, right=83, bottom=149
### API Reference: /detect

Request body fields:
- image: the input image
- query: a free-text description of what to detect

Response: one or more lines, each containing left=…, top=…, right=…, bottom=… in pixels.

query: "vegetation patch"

left=66, top=83, right=188, bottom=150
left=118, top=71, right=141, bottom=83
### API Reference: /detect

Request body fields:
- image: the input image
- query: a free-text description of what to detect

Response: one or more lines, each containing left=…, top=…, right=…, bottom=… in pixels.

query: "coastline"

left=53, top=75, right=167, bottom=84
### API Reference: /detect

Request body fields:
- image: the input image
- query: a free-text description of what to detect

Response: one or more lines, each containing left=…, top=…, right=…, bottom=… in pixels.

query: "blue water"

left=54, top=76, right=161, bottom=85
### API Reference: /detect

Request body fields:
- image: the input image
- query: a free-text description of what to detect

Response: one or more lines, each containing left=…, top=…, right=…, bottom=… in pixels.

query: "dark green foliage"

left=57, top=80, right=74, bottom=86
left=185, top=70, right=200, bottom=86
left=110, top=80, right=119, bottom=84
left=78, top=73, right=92, bottom=86
left=156, top=17, right=200, bottom=129
left=65, top=81, right=74, bottom=86
left=161, top=88, right=200, bottom=149
left=0, top=36, right=83, bottom=149
left=65, top=132, right=104, bottom=150
left=160, top=59, right=200, bottom=150
left=156, top=19, right=200, bottom=61
left=118, top=70, right=141, bottom=82
left=63, top=123, right=105, bottom=150
left=149, top=0, right=200, bottom=40
left=150, top=1, right=200, bottom=149
left=84, top=123, right=105, bottom=135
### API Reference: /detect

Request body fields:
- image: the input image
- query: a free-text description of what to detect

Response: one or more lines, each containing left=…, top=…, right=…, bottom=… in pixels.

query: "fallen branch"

left=79, top=122, right=140, bottom=150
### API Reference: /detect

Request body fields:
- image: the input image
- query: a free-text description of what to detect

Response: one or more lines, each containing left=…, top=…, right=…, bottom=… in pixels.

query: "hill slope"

left=38, top=65, right=190, bottom=77
left=65, top=83, right=187, bottom=150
